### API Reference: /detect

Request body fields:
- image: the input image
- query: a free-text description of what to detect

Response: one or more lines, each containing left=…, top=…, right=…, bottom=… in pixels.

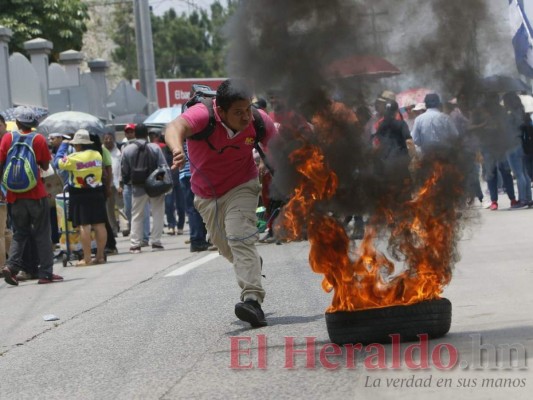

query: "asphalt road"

left=0, top=194, right=532, bottom=400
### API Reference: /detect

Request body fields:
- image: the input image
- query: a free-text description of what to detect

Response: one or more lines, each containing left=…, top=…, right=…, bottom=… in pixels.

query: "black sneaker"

left=235, top=300, right=267, bottom=327
left=129, top=246, right=141, bottom=254
left=2, top=266, right=19, bottom=286
left=190, top=243, right=209, bottom=252
left=105, top=247, right=119, bottom=255
left=152, top=243, right=164, bottom=251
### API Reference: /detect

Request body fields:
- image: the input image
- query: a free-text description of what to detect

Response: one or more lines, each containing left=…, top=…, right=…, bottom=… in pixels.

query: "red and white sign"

left=133, top=78, right=226, bottom=108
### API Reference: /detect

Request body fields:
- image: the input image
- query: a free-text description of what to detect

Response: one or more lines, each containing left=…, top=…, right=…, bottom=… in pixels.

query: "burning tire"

left=325, top=298, right=451, bottom=345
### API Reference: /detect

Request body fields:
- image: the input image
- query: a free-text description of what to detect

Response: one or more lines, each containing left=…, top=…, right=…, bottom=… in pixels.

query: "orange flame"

left=278, top=144, right=463, bottom=313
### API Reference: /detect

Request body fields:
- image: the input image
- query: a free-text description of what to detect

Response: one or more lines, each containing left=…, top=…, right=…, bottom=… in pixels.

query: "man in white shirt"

left=103, top=130, right=122, bottom=237
left=411, top=94, right=459, bottom=153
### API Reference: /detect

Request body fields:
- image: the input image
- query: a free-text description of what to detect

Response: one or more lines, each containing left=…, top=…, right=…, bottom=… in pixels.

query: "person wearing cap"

left=365, top=90, right=397, bottom=140
left=121, top=123, right=136, bottom=148
left=412, top=102, right=427, bottom=114
left=0, top=106, right=63, bottom=285
left=405, top=103, right=426, bottom=130
left=411, top=93, right=459, bottom=153
left=57, top=129, right=108, bottom=266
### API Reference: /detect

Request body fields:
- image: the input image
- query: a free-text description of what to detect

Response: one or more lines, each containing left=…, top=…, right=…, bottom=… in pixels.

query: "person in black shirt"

left=373, top=100, right=412, bottom=160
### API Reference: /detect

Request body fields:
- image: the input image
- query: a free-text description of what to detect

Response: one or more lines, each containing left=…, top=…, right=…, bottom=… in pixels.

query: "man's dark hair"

left=424, top=93, right=441, bottom=109
left=135, top=123, right=149, bottom=139
left=216, top=79, right=252, bottom=112
left=383, top=100, right=400, bottom=123
left=89, top=133, right=103, bottom=155
left=0, top=114, right=5, bottom=125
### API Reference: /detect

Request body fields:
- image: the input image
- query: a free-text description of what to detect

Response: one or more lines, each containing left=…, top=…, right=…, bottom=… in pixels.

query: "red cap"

left=125, top=123, right=136, bottom=132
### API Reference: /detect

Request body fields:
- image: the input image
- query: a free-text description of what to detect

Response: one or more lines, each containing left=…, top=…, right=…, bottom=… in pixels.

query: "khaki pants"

left=106, top=186, right=119, bottom=235
left=130, top=188, right=165, bottom=247
left=194, top=178, right=265, bottom=303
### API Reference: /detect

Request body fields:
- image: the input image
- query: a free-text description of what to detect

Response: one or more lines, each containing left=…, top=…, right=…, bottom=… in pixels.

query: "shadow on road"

left=225, top=313, right=324, bottom=335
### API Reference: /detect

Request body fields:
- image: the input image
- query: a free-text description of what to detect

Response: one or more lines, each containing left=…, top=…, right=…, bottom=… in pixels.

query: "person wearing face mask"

left=165, top=79, right=278, bottom=328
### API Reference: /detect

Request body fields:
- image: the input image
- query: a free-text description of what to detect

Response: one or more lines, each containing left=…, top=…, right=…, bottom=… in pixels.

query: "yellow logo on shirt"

left=245, top=137, right=255, bottom=146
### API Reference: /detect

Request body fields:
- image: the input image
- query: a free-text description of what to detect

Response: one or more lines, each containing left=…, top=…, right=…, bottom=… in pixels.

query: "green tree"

left=110, top=0, right=238, bottom=80
left=110, top=1, right=138, bottom=81
left=152, top=8, right=211, bottom=78
left=0, top=0, right=89, bottom=61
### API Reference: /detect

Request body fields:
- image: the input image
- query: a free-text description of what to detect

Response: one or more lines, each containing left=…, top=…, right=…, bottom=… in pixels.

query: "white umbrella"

left=519, top=95, right=533, bottom=113
left=144, top=107, right=182, bottom=127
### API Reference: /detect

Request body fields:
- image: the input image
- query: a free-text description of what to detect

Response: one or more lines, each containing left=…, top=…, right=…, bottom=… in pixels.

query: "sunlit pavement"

left=0, top=194, right=531, bottom=399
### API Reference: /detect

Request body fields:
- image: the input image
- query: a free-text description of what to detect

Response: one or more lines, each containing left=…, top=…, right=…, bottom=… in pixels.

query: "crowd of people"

left=359, top=87, right=533, bottom=212
left=1, top=78, right=532, bottom=329
left=0, top=106, right=218, bottom=285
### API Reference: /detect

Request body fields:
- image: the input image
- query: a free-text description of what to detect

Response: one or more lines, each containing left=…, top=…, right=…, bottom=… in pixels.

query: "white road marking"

left=165, top=253, right=220, bottom=277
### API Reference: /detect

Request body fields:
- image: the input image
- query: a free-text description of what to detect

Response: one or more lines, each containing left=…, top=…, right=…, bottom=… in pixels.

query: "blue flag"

left=509, top=0, right=533, bottom=77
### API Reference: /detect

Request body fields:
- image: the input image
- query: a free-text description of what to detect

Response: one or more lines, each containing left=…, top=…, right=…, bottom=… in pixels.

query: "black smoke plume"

left=223, top=1, right=509, bottom=270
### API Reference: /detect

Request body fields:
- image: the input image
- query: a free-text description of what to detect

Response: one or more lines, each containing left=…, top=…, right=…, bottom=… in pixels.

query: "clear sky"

left=150, top=0, right=215, bottom=16
left=526, top=2, right=533, bottom=23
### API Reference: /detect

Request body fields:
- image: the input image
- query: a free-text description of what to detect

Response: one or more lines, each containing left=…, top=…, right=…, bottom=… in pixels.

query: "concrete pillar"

left=88, top=58, right=109, bottom=119
left=0, top=26, right=13, bottom=111
left=134, top=0, right=158, bottom=114
left=59, top=49, right=84, bottom=87
left=23, top=37, right=53, bottom=107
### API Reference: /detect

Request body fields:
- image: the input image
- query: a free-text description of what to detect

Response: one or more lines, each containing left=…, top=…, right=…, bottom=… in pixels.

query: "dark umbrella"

left=38, top=111, right=106, bottom=137
left=325, top=55, right=401, bottom=79
left=480, top=75, right=531, bottom=93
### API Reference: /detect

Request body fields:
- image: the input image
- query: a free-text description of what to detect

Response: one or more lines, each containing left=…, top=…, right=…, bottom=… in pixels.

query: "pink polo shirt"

left=181, top=100, right=277, bottom=198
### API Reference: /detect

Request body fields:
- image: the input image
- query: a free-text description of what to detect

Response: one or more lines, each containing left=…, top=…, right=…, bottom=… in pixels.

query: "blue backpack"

left=3, top=131, right=39, bottom=193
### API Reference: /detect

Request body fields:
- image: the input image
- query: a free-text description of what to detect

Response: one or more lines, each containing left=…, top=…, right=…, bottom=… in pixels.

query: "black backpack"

left=130, top=141, right=158, bottom=185
left=182, top=85, right=267, bottom=160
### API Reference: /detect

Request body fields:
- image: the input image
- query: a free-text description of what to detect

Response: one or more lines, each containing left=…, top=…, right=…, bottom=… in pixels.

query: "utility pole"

left=133, top=0, right=158, bottom=114
left=358, top=4, right=389, bottom=55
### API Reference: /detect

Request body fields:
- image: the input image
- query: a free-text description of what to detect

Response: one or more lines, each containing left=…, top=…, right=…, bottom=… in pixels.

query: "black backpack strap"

left=132, top=140, right=146, bottom=164
left=251, top=107, right=266, bottom=145
left=189, top=98, right=217, bottom=141
left=250, top=109, right=274, bottom=174
left=186, top=99, right=270, bottom=164
left=187, top=98, right=241, bottom=154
